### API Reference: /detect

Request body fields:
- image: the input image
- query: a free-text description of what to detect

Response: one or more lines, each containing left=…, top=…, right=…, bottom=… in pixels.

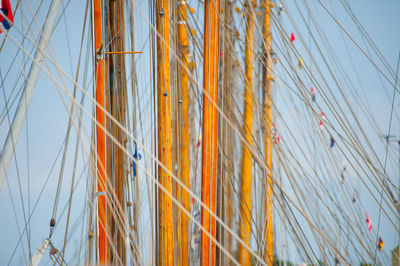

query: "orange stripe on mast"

left=201, top=0, right=220, bottom=265
left=178, top=1, right=190, bottom=264
left=263, top=1, right=274, bottom=265
left=93, top=0, right=107, bottom=263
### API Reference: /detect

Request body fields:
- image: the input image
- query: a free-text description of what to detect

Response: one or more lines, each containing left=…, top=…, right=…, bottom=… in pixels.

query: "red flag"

left=319, top=121, right=324, bottom=134
left=366, top=212, right=372, bottom=234
left=290, top=32, right=295, bottom=42
left=0, top=0, right=13, bottom=33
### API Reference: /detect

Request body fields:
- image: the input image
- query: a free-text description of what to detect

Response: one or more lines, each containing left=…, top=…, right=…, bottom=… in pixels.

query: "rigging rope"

left=374, top=51, right=400, bottom=263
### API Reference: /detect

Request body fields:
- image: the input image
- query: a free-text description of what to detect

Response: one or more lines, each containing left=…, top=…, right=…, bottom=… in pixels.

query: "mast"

left=93, top=0, right=108, bottom=263
left=156, top=0, right=173, bottom=264
left=177, top=1, right=190, bottom=265
left=262, top=1, right=274, bottom=265
left=0, top=0, right=62, bottom=190
left=238, top=0, right=255, bottom=264
left=107, top=0, right=128, bottom=263
left=200, top=0, right=220, bottom=265
left=221, top=0, right=234, bottom=263
left=128, top=1, right=140, bottom=262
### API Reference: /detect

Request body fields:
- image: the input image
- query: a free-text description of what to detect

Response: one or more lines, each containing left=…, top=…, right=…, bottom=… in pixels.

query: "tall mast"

left=200, top=0, right=220, bottom=265
left=262, top=1, right=274, bottom=265
left=128, top=1, right=140, bottom=262
left=93, top=0, right=108, bottom=263
left=221, top=0, right=234, bottom=263
left=107, top=0, right=128, bottom=263
left=156, top=0, right=174, bottom=264
left=177, top=1, right=190, bottom=265
left=0, top=0, right=62, bottom=189
left=238, top=0, right=255, bottom=264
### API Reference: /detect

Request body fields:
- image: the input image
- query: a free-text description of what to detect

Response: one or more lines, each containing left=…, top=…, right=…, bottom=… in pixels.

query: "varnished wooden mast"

left=177, top=1, right=190, bottom=265
left=201, top=0, right=220, bottom=265
left=156, top=0, right=174, bottom=264
left=93, top=0, right=108, bottom=263
left=263, top=1, right=274, bottom=265
left=221, top=0, right=234, bottom=263
left=107, top=0, right=127, bottom=263
left=238, top=0, right=255, bottom=264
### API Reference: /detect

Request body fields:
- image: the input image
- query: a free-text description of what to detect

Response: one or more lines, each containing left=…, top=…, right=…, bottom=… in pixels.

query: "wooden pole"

left=221, top=0, right=234, bottom=263
left=238, top=1, right=255, bottom=264
left=201, top=0, right=220, bottom=265
left=177, top=1, right=190, bottom=265
left=156, top=0, right=173, bottom=264
left=93, top=0, right=108, bottom=263
left=263, top=1, right=274, bottom=265
left=104, top=51, right=142, bottom=54
left=128, top=1, right=140, bottom=263
left=108, top=0, right=127, bottom=263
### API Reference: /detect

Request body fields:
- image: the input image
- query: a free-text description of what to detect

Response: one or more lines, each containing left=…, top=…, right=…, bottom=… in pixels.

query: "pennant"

left=271, top=125, right=280, bottom=144
left=0, top=0, right=13, bottom=33
left=311, top=87, right=316, bottom=102
left=298, top=58, right=304, bottom=70
left=378, top=237, right=384, bottom=251
left=321, top=112, right=326, bottom=120
left=290, top=32, right=295, bottom=42
left=131, top=142, right=142, bottom=177
left=319, top=121, right=324, bottom=134
left=278, top=4, right=284, bottom=16
left=366, top=212, right=372, bottom=234
left=330, top=135, right=335, bottom=148
left=352, top=190, right=359, bottom=203
left=340, top=163, right=346, bottom=183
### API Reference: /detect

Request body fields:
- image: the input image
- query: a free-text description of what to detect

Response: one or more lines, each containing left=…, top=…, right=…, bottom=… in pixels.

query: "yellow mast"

left=156, top=0, right=173, bottom=264
left=177, top=1, right=190, bottom=265
left=238, top=0, right=255, bottom=264
left=263, top=1, right=274, bottom=265
left=200, top=0, right=220, bottom=265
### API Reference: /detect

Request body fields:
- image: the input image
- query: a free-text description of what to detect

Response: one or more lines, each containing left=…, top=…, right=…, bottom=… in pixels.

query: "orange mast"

left=200, top=0, right=220, bottom=265
left=263, top=1, right=274, bottom=265
left=156, top=0, right=173, bottom=264
left=238, top=0, right=255, bottom=264
left=177, top=1, right=190, bottom=265
left=93, top=0, right=108, bottom=263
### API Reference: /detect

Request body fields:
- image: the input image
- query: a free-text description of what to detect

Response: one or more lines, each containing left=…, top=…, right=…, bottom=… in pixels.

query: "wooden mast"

left=156, top=0, right=173, bottom=264
left=93, top=0, right=108, bottom=263
left=107, top=0, right=127, bottom=263
left=238, top=0, right=255, bottom=264
left=128, top=1, right=140, bottom=262
left=201, top=0, right=220, bottom=265
left=221, top=0, right=234, bottom=263
left=177, top=1, right=190, bottom=265
left=262, top=1, right=274, bottom=265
